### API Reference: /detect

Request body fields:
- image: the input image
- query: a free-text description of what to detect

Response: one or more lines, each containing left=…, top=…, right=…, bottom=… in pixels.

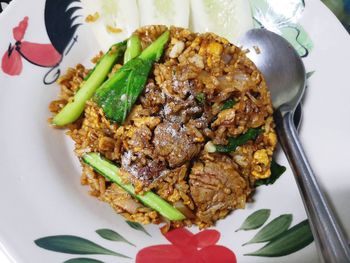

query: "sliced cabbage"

left=190, top=0, right=253, bottom=44
left=137, top=0, right=189, bottom=28
left=80, top=0, right=139, bottom=52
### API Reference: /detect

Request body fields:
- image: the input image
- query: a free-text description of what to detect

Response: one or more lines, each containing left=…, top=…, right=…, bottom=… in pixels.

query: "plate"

left=0, top=0, right=349, bottom=262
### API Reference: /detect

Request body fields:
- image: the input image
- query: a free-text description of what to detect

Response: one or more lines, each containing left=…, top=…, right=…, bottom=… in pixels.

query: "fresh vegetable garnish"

left=190, top=0, right=253, bottom=43
left=138, top=0, right=189, bottom=28
left=214, top=128, right=262, bottom=153
left=52, top=41, right=127, bottom=126
left=94, top=31, right=170, bottom=124
left=81, top=0, right=139, bottom=52
left=255, top=160, right=286, bottom=186
left=221, top=99, right=236, bottom=110
left=94, top=58, right=153, bottom=123
left=139, top=30, right=170, bottom=61
left=124, top=35, right=142, bottom=63
left=82, top=153, right=186, bottom=221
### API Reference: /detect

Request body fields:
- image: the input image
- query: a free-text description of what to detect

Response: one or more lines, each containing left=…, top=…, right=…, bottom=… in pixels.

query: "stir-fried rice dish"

left=49, top=26, right=277, bottom=230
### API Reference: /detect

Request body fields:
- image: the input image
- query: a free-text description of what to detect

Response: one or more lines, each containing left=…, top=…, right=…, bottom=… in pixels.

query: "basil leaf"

left=215, top=128, right=262, bottom=153
left=255, top=160, right=286, bottom=186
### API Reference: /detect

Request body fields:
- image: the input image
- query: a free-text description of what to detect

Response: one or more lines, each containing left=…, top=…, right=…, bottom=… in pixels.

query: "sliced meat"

left=153, top=121, right=201, bottom=167
left=121, top=150, right=166, bottom=185
left=189, top=154, right=249, bottom=225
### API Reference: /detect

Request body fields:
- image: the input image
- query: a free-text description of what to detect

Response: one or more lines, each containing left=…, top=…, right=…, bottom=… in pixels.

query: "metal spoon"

left=239, top=28, right=350, bottom=263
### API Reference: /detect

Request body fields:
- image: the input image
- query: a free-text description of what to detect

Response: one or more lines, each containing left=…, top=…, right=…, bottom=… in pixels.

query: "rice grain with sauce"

left=49, top=26, right=277, bottom=230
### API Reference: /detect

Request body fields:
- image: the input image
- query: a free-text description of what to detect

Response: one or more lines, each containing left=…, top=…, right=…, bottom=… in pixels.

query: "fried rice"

left=49, top=26, right=276, bottom=230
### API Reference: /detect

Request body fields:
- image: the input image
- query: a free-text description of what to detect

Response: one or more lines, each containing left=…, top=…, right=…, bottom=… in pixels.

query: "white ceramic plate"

left=0, top=0, right=349, bottom=262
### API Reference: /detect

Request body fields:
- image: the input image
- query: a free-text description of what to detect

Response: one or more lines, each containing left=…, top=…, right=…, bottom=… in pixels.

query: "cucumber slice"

left=81, top=0, right=140, bottom=52
left=138, top=0, right=189, bottom=27
left=82, top=153, right=186, bottom=221
left=190, top=0, right=253, bottom=44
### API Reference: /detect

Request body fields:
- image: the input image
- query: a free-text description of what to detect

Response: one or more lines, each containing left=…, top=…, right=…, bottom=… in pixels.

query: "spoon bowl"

left=240, top=29, right=306, bottom=111
left=239, top=28, right=350, bottom=263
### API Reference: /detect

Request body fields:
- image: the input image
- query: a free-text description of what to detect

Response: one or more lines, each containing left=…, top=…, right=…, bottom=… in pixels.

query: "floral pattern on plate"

left=5, top=1, right=345, bottom=262
left=34, top=210, right=313, bottom=262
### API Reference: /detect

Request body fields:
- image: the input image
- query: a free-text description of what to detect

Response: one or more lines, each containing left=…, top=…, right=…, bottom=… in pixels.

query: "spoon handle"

left=274, top=110, right=350, bottom=263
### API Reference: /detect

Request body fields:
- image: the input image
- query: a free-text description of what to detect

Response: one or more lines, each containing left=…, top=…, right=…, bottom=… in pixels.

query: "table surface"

left=0, top=0, right=349, bottom=262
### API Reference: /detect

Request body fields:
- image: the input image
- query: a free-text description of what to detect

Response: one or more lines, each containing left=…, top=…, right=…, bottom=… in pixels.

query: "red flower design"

left=136, top=228, right=237, bottom=263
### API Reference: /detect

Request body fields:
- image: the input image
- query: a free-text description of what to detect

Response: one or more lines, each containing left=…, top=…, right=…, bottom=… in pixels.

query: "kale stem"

left=82, top=153, right=186, bottom=221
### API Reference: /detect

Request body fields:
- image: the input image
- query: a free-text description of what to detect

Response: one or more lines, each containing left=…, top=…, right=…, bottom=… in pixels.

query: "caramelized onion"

left=174, top=201, right=196, bottom=219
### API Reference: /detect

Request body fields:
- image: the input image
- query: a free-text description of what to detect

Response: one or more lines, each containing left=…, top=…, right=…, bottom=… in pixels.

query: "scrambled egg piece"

left=252, top=149, right=271, bottom=179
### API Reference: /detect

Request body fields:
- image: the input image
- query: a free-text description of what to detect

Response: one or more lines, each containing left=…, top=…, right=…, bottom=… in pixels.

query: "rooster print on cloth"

left=1, top=0, right=81, bottom=84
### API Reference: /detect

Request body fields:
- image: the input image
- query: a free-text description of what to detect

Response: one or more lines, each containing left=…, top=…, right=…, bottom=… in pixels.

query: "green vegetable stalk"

left=94, top=31, right=170, bottom=124
left=124, top=35, right=142, bottom=63
left=52, top=41, right=127, bottom=126
left=82, top=153, right=185, bottom=221
left=139, top=31, right=170, bottom=61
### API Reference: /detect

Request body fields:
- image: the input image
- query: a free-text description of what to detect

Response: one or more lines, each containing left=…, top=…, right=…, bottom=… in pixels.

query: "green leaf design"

left=236, top=209, right=271, bottom=231
left=245, top=219, right=314, bottom=257
left=126, top=221, right=151, bottom=236
left=255, top=160, right=286, bottom=186
left=250, top=0, right=313, bottom=57
left=34, top=235, right=130, bottom=258
left=243, top=214, right=293, bottom=245
left=96, top=229, right=135, bottom=246
left=306, top=71, right=315, bottom=79
left=279, top=26, right=313, bottom=57
left=64, top=258, right=105, bottom=263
